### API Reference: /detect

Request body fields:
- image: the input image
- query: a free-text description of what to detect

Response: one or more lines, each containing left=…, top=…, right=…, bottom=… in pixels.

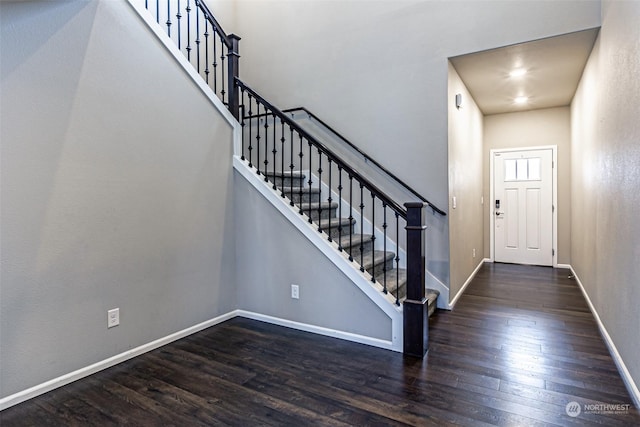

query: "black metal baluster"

left=247, top=94, right=253, bottom=167
left=298, top=135, right=304, bottom=214
left=186, top=1, right=191, bottom=61
left=195, top=5, right=201, bottom=73
left=255, top=104, right=261, bottom=175
left=204, top=20, right=209, bottom=83
left=348, top=176, right=354, bottom=262
left=359, top=183, right=365, bottom=272
left=145, top=0, right=148, bottom=10
left=289, top=128, right=295, bottom=206
left=264, top=113, right=270, bottom=181
left=317, top=150, right=323, bottom=231
left=212, top=32, right=218, bottom=93
left=395, top=212, right=400, bottom=305
left=307, top=141, right=313, bottom=224
left=337, top=167, right=343, bottom=250
left=240, top=98, right=246, bottom=161
left=382, top=204, right=388, bottom=293
left=166, top=0, right=171, bottom=36
left=280, top=118, right=285, bottom=196
left=156, top=0, right=159, bottom=23
left=371, top=193, right=376, bottom=282
left=220, top=42, right=226, bottom=104
left=326, top=159, right=333, bottom=240
left=176, top=0, right=182, bottom=49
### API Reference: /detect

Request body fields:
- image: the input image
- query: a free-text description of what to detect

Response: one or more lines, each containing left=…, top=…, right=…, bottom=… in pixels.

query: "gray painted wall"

left=448, top=63, right=484, bottom=302
left=229, top=0, right=601, bottom=212
left=233, top=172, right=393, bottom=341
left=483, top=107, right=572, bottom=265
left=1, top=0, right=237, bottom=398
left=571, top=0, right=640, bottom=400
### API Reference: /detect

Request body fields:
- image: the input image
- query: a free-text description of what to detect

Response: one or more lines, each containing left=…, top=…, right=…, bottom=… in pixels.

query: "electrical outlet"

left=473, top=248, right=476, bottom=258
left=108, top=308, right=120, bottom=328
left=291, top=284, right=299, bottom=299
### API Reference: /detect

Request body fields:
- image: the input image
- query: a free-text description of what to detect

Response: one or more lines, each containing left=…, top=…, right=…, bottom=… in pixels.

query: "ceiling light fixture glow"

left=509, top=68, right=527, bottom=78
left=514, top=96, right=529, bottom=104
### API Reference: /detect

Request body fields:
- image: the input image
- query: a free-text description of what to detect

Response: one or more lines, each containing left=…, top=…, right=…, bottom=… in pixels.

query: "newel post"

left=227, top=34, right=241, bottom=121
left=403, top=202, right=428, bottom=357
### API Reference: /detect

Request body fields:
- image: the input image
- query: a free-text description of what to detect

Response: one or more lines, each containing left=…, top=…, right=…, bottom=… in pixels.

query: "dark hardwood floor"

left=2, top=263, right=639, bottom=426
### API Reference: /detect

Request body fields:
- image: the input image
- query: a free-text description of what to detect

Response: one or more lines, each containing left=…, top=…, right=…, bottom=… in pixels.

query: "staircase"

left=264, top=169, right=439, bottom=318
left=137, top=0, right=447, bottom=355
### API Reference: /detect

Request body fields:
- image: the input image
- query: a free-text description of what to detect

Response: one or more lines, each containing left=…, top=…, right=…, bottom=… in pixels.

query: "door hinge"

left=552, top=160, right=555, bottom=168
left=552, top=249, right=555, bottom=256
left=552, top=205, right=555, bottom=213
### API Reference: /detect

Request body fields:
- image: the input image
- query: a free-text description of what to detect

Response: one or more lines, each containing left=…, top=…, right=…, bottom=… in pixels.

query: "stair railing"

left=140, top=0, right=431, bottom=357
left=284, top=107, right=446, bottom=216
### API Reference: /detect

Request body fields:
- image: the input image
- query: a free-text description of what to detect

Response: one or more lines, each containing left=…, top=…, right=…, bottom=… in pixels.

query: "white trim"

left=556, top=263, right=571, bottom=269
left=448, top=258, right=486, bottom=309
left=489, top=146, right=558, bottom=266
left=125, top=0, right=237, bottom=129
left=236, top=310, right=397, bottom=352
left=570, top=266, right=640, bottom=409
left=0, top=311, right=237, bottom=411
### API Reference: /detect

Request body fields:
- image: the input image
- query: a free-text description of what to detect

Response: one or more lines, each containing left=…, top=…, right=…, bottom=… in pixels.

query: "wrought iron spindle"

left=307, top=141, right=313, bottom=224
left=337, top=166, right=343, bottom=250
left=289, top=128, right=295, bottom=206
left=212, top=32, right=218, bottom=93
left=348, top=176, right=354, bottom=261
left=359, top=183, right=365, bottom=272
left=382, top=204, right=388, bottom=293
left=298, top=134, right=304, bottom=214
left=264, top=113, right=270, bottom=181
left=247, top=93, right=253, bottom=167
left=371, top=193, right=376, bottom=283
left=240, top=102, right=246, bottom=161
left=220, top=43, right=226, bottom=104
left=204, top=20, right=209, bottom=83
left=195, top=6, right=201, bottom=73
left=255, top=104, right=261, bottom=175
left=395, top=212, right=401, bottom=305
left=176, top=0, right=182, bottom=49
left=271, top=113, right=277, bottom=186
left=317, top=150, right=323, bottom=231
left=156, top=0, right=159, bottom=23
left=327, top=159, right=333, bottom=241
left=186, top=1, right=191, bottom=61
left=279, top=117, right=285, bottom=194
left=166, top=0, right=171, bottom=36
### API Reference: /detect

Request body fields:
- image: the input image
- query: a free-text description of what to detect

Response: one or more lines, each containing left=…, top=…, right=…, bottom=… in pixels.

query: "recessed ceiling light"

left=509, top=68, right=527, bottom=78
left=514, top=96, right=529, bottom=104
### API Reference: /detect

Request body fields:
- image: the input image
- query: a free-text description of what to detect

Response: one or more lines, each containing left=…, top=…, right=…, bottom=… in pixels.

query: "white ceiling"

left=449, top=28, right=599, bottom=115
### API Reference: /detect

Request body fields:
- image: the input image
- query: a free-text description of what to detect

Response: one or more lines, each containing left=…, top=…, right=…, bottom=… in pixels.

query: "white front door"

left=494, top=149, right=553, bottom=266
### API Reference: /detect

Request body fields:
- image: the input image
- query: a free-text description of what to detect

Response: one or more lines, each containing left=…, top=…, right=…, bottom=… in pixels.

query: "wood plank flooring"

left=2, top=263, right=639, bottom=426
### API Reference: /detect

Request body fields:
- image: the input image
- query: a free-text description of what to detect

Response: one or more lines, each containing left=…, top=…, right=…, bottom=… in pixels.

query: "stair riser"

left=364, top=258, right=395, bottom=278
left=284, top=190, right=321, bottom=204
left=342, top=239, right=374, bottom=260
left=270, top=176, right=307, bottom=188
left=301, top=206, right=337, bottom=221
left=324, top=224, right=355, bottom=240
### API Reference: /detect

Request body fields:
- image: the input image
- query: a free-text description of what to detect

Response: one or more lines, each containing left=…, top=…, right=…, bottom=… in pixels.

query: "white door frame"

left=489, top=145, right=558, bottom=267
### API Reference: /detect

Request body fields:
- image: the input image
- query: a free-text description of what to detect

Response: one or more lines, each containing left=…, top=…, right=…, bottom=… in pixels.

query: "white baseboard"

left=0, top=311, right=237, bottom=411
left=236, top=310, right=397, bottom=352
left=556, top=263, right=571, bottom=269
left=448, top=259, right=487, bottom=309
left=569, top=266, right=640, bottom=409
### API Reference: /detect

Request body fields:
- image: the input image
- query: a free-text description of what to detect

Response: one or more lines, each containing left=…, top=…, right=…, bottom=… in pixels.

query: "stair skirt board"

left=234, top=156, right=404, bottom=352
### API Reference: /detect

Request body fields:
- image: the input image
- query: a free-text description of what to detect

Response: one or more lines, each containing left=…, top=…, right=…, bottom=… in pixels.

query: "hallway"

left=2, top=264, right=638, bottom=426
